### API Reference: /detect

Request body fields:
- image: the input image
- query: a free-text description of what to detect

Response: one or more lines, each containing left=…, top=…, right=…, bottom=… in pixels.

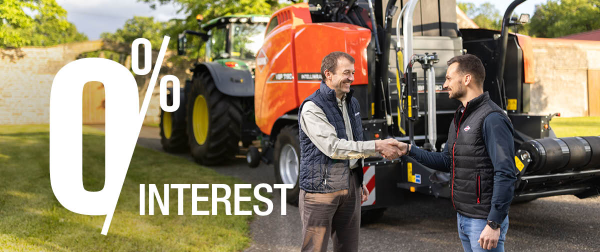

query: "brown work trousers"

left=299, top=171, right=361, bottom=252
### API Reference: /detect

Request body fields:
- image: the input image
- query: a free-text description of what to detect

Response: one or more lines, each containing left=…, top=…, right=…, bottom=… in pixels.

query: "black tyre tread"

left=160, top=101, right=188, bottom=153
left=273, top=125, right=301, bottom=206
left=187, top=71, right=242, bottom=165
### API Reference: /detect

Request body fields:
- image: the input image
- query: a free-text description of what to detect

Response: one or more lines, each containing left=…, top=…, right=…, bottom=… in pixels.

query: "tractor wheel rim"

left=192, top=95, right=209, bottom=145
left=279, top=144, right=299, bottom=186
left=163, top=112, right=173, bottom=139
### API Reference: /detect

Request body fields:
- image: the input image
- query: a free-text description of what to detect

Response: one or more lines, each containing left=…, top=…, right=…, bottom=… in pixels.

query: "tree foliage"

left=101, top=16, right=168, bottom=50
left=137, top=0, right=286, bottom=56
left=458, top=2, right=502, bottom=30
left=0, top=0, right=87, bottom=48
left=529, top=0, right=600, bottom=38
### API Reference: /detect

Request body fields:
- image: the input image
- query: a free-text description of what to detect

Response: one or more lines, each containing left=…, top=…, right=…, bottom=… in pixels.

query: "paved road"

left=107, top=125, right=600, bottom=251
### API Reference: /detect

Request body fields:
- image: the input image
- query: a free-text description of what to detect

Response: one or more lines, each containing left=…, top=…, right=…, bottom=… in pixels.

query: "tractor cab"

left=201, top=15, right=269, bottom=72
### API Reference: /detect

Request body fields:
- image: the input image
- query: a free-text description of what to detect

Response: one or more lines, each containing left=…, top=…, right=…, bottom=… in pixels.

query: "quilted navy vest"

left=447, top=92, right=512, bottom=219
left=298, top=82, right=364, bottom=193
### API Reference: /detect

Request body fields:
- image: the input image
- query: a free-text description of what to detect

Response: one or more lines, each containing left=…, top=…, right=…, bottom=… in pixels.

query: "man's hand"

left=478, top=224, right=500, bottom=250
left=361, top=184, right=368, bottom=204
left=397, top=141, right=409, bottom=156
left=375, top=139, right=407, bottom=160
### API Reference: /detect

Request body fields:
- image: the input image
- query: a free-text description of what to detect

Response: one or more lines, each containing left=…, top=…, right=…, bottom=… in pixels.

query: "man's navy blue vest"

left=298, top=82, right=364, bottom=193
left=447, top=92, right=513, bottom=219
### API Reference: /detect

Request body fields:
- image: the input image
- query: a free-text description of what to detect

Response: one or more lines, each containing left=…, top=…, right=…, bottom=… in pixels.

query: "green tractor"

left=160, top=14, right=269, bottom=165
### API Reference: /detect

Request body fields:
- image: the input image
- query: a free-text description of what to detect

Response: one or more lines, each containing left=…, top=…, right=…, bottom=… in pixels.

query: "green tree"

left=458, top=1, right=502, bottom=30
left=529, top=0, right=600, bottom=38
left=138, top=0, right=285, bottom=57
left=458, top=2, right=476, bottom=17
left=101, top=16, right=167, bottom=50
left=0, top=0, right=87, bottom=48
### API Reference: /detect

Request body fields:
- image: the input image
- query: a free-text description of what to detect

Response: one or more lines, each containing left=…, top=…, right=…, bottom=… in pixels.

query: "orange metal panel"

left=516, top=34, right=535, bottom=84
left=255, top=23, right=297, bottom=135
left=255, top=3, right=370, bottom=136
left=294, top=23, right=371, bottom=106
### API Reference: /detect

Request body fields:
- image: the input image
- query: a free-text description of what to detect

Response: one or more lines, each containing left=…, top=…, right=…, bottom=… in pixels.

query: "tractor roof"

left=202, top=15, right=270, bottom=30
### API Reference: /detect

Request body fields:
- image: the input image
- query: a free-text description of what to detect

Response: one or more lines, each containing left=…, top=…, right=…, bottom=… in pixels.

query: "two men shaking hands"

left=374, top=139, right=409, bottom=160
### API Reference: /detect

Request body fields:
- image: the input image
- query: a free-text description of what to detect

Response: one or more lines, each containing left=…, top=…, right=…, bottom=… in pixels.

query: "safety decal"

left=362, top=165, right=376, bottom=206
left=515, top=156, right=525, bottom=172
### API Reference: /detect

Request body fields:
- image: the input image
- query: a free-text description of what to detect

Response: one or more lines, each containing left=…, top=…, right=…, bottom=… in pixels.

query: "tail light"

left=225, top=61, right=239, bottom=68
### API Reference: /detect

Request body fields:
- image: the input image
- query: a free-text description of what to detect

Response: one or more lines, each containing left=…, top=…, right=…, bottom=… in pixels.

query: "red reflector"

left=374, top=134, right=380, bottom=138
left=225, top=62, right=238, bottom=68
left=557, top=113, right=561, bottom=117
left=544, top=124, right=549, bottom=130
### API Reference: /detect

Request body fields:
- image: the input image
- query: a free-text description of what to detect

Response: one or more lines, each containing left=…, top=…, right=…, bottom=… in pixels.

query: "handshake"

left=375, top=139, right=409, bottom=160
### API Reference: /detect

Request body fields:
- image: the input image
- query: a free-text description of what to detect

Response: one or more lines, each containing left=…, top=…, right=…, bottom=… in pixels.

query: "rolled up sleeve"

left=300, top=102, right=377, bottom=161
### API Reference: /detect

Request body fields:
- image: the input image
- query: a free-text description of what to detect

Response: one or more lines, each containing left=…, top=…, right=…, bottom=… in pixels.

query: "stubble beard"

left=449, top=81, right=465, bottom=101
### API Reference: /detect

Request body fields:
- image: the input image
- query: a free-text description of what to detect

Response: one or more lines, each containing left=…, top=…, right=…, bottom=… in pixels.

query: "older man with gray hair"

left=298, top=51, right=404, bottom=252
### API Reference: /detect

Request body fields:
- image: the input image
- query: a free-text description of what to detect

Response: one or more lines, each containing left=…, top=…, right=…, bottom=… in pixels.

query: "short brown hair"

left=447, top=54, right=486, bottom=87
left=321, top=51, right=355, bottom=79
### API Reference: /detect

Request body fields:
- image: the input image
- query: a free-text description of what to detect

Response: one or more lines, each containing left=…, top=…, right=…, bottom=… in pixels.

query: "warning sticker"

left=507, top=99, right=517, bottom=111
left=515, top=156, right=525, bottom=172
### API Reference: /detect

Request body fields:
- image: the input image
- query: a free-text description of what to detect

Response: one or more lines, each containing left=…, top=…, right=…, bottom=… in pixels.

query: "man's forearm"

left=407, top=144, right=451, bottom=172
left=300, top=102, right=378, bottom=160
left=328, top=138, right=377, bottom=160
left=488, top=173, right=515, bottom=223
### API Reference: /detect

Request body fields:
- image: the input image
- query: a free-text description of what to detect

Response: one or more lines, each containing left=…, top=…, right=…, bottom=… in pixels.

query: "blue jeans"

left=457, top=213, right=509, bottom=252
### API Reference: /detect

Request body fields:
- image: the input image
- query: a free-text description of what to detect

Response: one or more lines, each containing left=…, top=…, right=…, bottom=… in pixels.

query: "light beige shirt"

left=300, top=95, right=377, bottom=169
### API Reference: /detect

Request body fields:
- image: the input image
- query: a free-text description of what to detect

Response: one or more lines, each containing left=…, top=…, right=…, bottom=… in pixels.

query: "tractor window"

left=231, top=23, right=267, bottom=60
left=265, top=16, right=278, bottom=36
left=209, top=25, right=228, bottom=60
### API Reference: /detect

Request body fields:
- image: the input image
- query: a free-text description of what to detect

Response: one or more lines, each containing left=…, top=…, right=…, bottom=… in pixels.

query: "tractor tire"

left=274, top=125, right=301, bottom=206
left=186, top=71, right=242, bottom=165
left=159, top=95, right=188, bottom=153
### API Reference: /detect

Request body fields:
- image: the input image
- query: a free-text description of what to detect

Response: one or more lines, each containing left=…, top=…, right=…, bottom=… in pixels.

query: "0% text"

left=49, top=36, right=178, bottom=235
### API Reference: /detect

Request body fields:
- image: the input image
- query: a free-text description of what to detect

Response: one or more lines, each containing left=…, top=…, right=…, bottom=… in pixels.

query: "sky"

left=458, top=0, right=548, bottom=17
left=58, top=0, right=549, bottom=40
left=56, top=0, right=187, bottom=40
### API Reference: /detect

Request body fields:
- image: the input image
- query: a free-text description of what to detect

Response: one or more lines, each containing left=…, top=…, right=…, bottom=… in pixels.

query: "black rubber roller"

left=519, top=138, right=570, bottom=175
left=560, top=137, right=592, bottom=172
left=581, top=136, right=600, bottom=170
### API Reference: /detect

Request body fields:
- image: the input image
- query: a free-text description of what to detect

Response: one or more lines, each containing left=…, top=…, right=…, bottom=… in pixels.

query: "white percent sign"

left=50, top=36, right=179, bottom=235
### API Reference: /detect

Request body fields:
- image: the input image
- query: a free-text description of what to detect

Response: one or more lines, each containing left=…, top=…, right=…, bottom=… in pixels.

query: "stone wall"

left=1, top=38, right=600, bottom=126
left=530, top=38, right=600, bottom=117
left=0, top=40, right=194, bottom=125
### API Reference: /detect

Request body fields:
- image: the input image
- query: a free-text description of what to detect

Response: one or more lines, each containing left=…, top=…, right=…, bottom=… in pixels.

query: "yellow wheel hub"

left=192, top=94, right=209, bottom=145
left=163, top=112, right=173, bottom=139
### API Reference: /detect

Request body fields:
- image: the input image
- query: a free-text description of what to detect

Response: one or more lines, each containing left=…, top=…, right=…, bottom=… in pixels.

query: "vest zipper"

left=452, top=104, right=468, bottom=210
left=324, top=166, right=327, bottom=185
left=477, top=173, right=481, bottom=204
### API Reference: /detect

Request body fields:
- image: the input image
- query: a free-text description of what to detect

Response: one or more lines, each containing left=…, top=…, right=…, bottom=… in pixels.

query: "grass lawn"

left=550, top=116, right=600, bottom=137
left=0, top=125, right=262, bottom=251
